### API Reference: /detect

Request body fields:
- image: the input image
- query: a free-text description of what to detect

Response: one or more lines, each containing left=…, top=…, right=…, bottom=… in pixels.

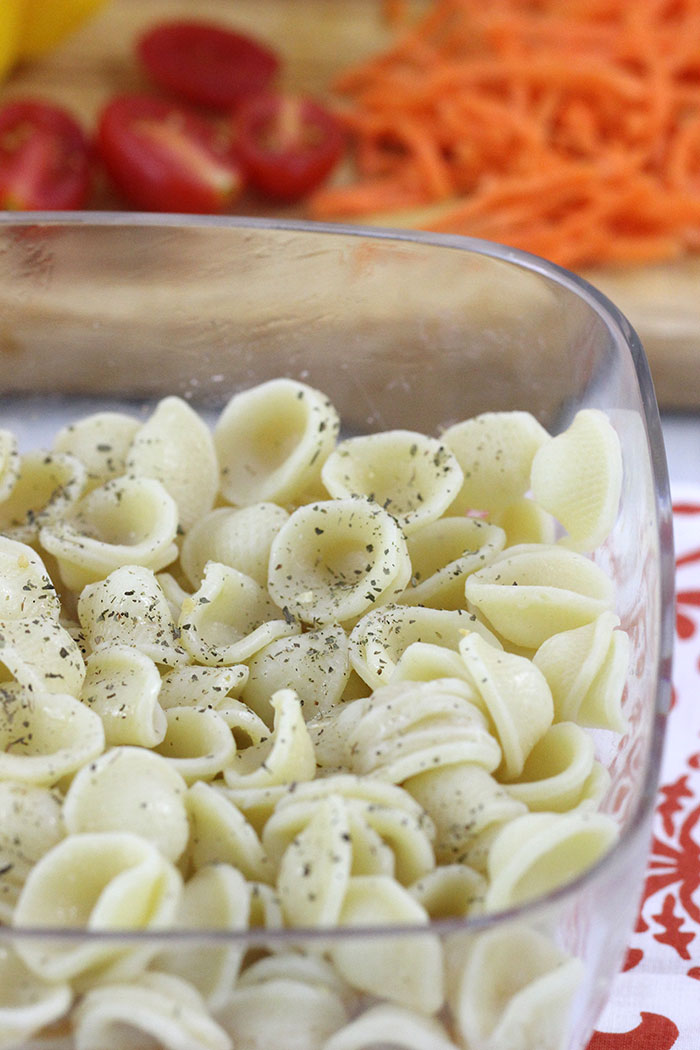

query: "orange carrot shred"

left=311, top=0, right=700, bottom=269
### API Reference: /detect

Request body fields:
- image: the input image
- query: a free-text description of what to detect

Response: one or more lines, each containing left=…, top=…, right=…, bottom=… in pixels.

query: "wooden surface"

left=3, top=0, right=700, bottom=411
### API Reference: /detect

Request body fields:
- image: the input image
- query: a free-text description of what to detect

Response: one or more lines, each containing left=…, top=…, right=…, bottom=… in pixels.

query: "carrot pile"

left=309, top=0, right=700, bottom=269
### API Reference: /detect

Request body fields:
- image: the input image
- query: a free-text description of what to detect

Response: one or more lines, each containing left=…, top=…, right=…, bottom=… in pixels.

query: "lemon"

left=0, top=0, right=23, bottom=79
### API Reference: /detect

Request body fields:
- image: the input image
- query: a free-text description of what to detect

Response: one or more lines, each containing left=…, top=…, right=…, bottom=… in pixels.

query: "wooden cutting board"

left=3, top=0, right=700, bottom=411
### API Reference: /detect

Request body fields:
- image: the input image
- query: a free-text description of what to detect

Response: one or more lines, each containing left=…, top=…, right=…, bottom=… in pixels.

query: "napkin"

left=588, top=483, right=700, bottom=1049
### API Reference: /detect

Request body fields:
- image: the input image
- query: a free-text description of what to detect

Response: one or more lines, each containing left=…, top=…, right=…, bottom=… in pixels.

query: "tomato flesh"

left=97, top=95, right=244, bottom=213
left=0, top=99, right=92, bottom=210
left=137, top=20, right=280, bottom=110
left=235, top=93, right=345, bottom=202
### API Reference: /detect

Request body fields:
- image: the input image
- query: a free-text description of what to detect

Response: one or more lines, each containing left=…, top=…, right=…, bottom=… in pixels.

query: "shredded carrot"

left=310, top=0, right=700, bottom=269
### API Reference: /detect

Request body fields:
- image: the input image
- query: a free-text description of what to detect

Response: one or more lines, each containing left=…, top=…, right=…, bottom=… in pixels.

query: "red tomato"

left=0, top=98, right=92, bottom=210
left=97, top=95, right=244, bottom=213
left=235, top=93, right=345, bottom=203
left=137, top=20, right=280, bottom=110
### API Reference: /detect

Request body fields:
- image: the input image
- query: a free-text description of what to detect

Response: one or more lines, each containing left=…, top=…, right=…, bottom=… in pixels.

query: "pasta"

left=125, top=396, right=219, bottom=534
left=320, top=430, right=463, bottom=534
left=214, top=378, right=340, bottom=507
left=0, top=378, right=631, bottom=1050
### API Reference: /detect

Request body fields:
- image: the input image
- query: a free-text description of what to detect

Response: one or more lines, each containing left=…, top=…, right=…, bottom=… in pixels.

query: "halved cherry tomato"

left=235, top=93, right=345, bottom=203
left=0, top=98, right=92, bottom=210
left=97, top=94, right=244, bottom=213
left=137, top=20, right=280, bottom=110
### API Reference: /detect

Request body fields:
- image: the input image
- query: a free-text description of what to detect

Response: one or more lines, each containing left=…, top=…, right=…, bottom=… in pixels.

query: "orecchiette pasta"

left=78, top=565, right=188, bottom=667
left=267, top=497, right=412, bottom=627
left=180, top=503, right=290, bottom=590
left=214, top=378, right=339, bottom=507
left=53, top=411, right=140, bottom=493
left=0, top=378, right=631, bottom=1050
left=0, top=537, right=61, bottom=621
left=13, top=832, right=183, bottom=981
left=0, top=450, right=86, bottom=547
left=320, top=430, right=463, bottom=534
left=39, top=475, right=179, bottom=591
left=464, top=543, right=615, bottom=649
left=447, top=925, right=584, bottom=1050
left=530, top=409, right=623, bottom=553
left=125, top=396, right=219, bottom=534
left=0, top=941, right=72, bottom=1050
left=441, top=411, right=549, bottom=515
left=73, top=971, right=231, bottom=1050
left=179, top=562, right=299, bottom=666
left=62, top=747, right=189, bottom=862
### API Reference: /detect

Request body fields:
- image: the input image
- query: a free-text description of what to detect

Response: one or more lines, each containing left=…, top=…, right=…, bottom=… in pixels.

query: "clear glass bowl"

left=0, top=214, right=673, bottom=1050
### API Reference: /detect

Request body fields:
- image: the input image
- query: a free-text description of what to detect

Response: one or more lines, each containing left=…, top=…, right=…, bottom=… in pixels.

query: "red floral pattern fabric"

left=588, top=485, right=700, bottom=1049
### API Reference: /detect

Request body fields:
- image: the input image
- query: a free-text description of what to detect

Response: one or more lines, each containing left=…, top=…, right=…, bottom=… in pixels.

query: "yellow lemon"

left=17, top=0, right=109, bottom=61
left=0, top=0, right=23, bottom=79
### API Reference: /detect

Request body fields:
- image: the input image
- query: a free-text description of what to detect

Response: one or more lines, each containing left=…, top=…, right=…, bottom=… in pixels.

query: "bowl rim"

left=0, top=211, right=675, bottom=943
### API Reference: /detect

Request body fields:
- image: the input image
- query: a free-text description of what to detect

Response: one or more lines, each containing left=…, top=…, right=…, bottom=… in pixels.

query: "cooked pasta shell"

left=267, top=497, right=411, bottom=628
left=344, top=678, right=501, bottom=783
left=0, top=687, right=104, bottom=787
left=223, top=689, right=315, bottom=789
left=63, top=747, right=189, bottom=862
left=263, top=774, right=435, bottom=887
left=0, top=537, right=61, bottom=621
left=159, top=664, right=249, bottom=710
left=504, top=722, right=597, bottom=812
left=277, top=793, right=353, bottom=927
left=442, top=411, right=549, bottom=515
left=409, top=863, right=487, bottom=920
left=391, top=641, right=474, bottom=686
left=321, top=430, right=463, bottom=534
left=0, top=615, right=85, bottom=696
left=449, top=924, right=584, bottom=1050
left=186, top=780, right=272, bottom=883
left=78, top=565, right=188, bottom=667
left=126, top=397, right=219, bottom=534
left=217, top=966, right=348, bottom=1050
left=0, top=450, right=86, bottom=546
left=39, top=475, right=179, bottom=591
left=399, top=516, right=506, bottom=608
left=214, top=378, right=339, bottom=507
left=180, top=503, right=290, bottom=589
left=484, top=810, right=619, bottom=911
left=0, top=428, right=19, bottom=503
left=154, top=706, right=235, bottom=784
left=464, top=543, right=615, bottom=649
left=14, top=832, right=183, bottom=982
left=530, top=408, right=623, bottom=552
left=242, top=622, right=350, bottom=727
left=349, top=604, right=500, bottom=691
left=156, top=865, right=249, bottom=1011
left=404, top=763, right=526, bottom=870
left=0, top=780, right=64, bottom=922
left=493, top=497, right=557, bottom=547
left=179, top=563, right=299, bottom=666
left=459, top=633, right=554, bottom=780
left=53, top=411, right=140, bottom=492
left=73, top=971, right=231, bottom=1050
left=329, top=875, right=444, bottom=1014
left=80, top=645, right=166, bottom=748
left=533, top=611, right=629, bottom=732
left=0, top=941, right=72, bottom=1049
left=325, top=1004, right=457, bottom=1050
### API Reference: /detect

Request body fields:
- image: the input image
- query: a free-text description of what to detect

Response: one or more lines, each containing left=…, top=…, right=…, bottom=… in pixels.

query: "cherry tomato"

left=137, top=20, right=280, bottom=110
left=0, top=98, right=92, bottom=210
left=97, top=94, right=244, bottom=214
left=235, top=93, right=345, bottom=202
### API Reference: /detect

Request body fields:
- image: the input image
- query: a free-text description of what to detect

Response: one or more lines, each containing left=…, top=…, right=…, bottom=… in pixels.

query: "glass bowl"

left=0, top=214, right=673, bottom=1050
